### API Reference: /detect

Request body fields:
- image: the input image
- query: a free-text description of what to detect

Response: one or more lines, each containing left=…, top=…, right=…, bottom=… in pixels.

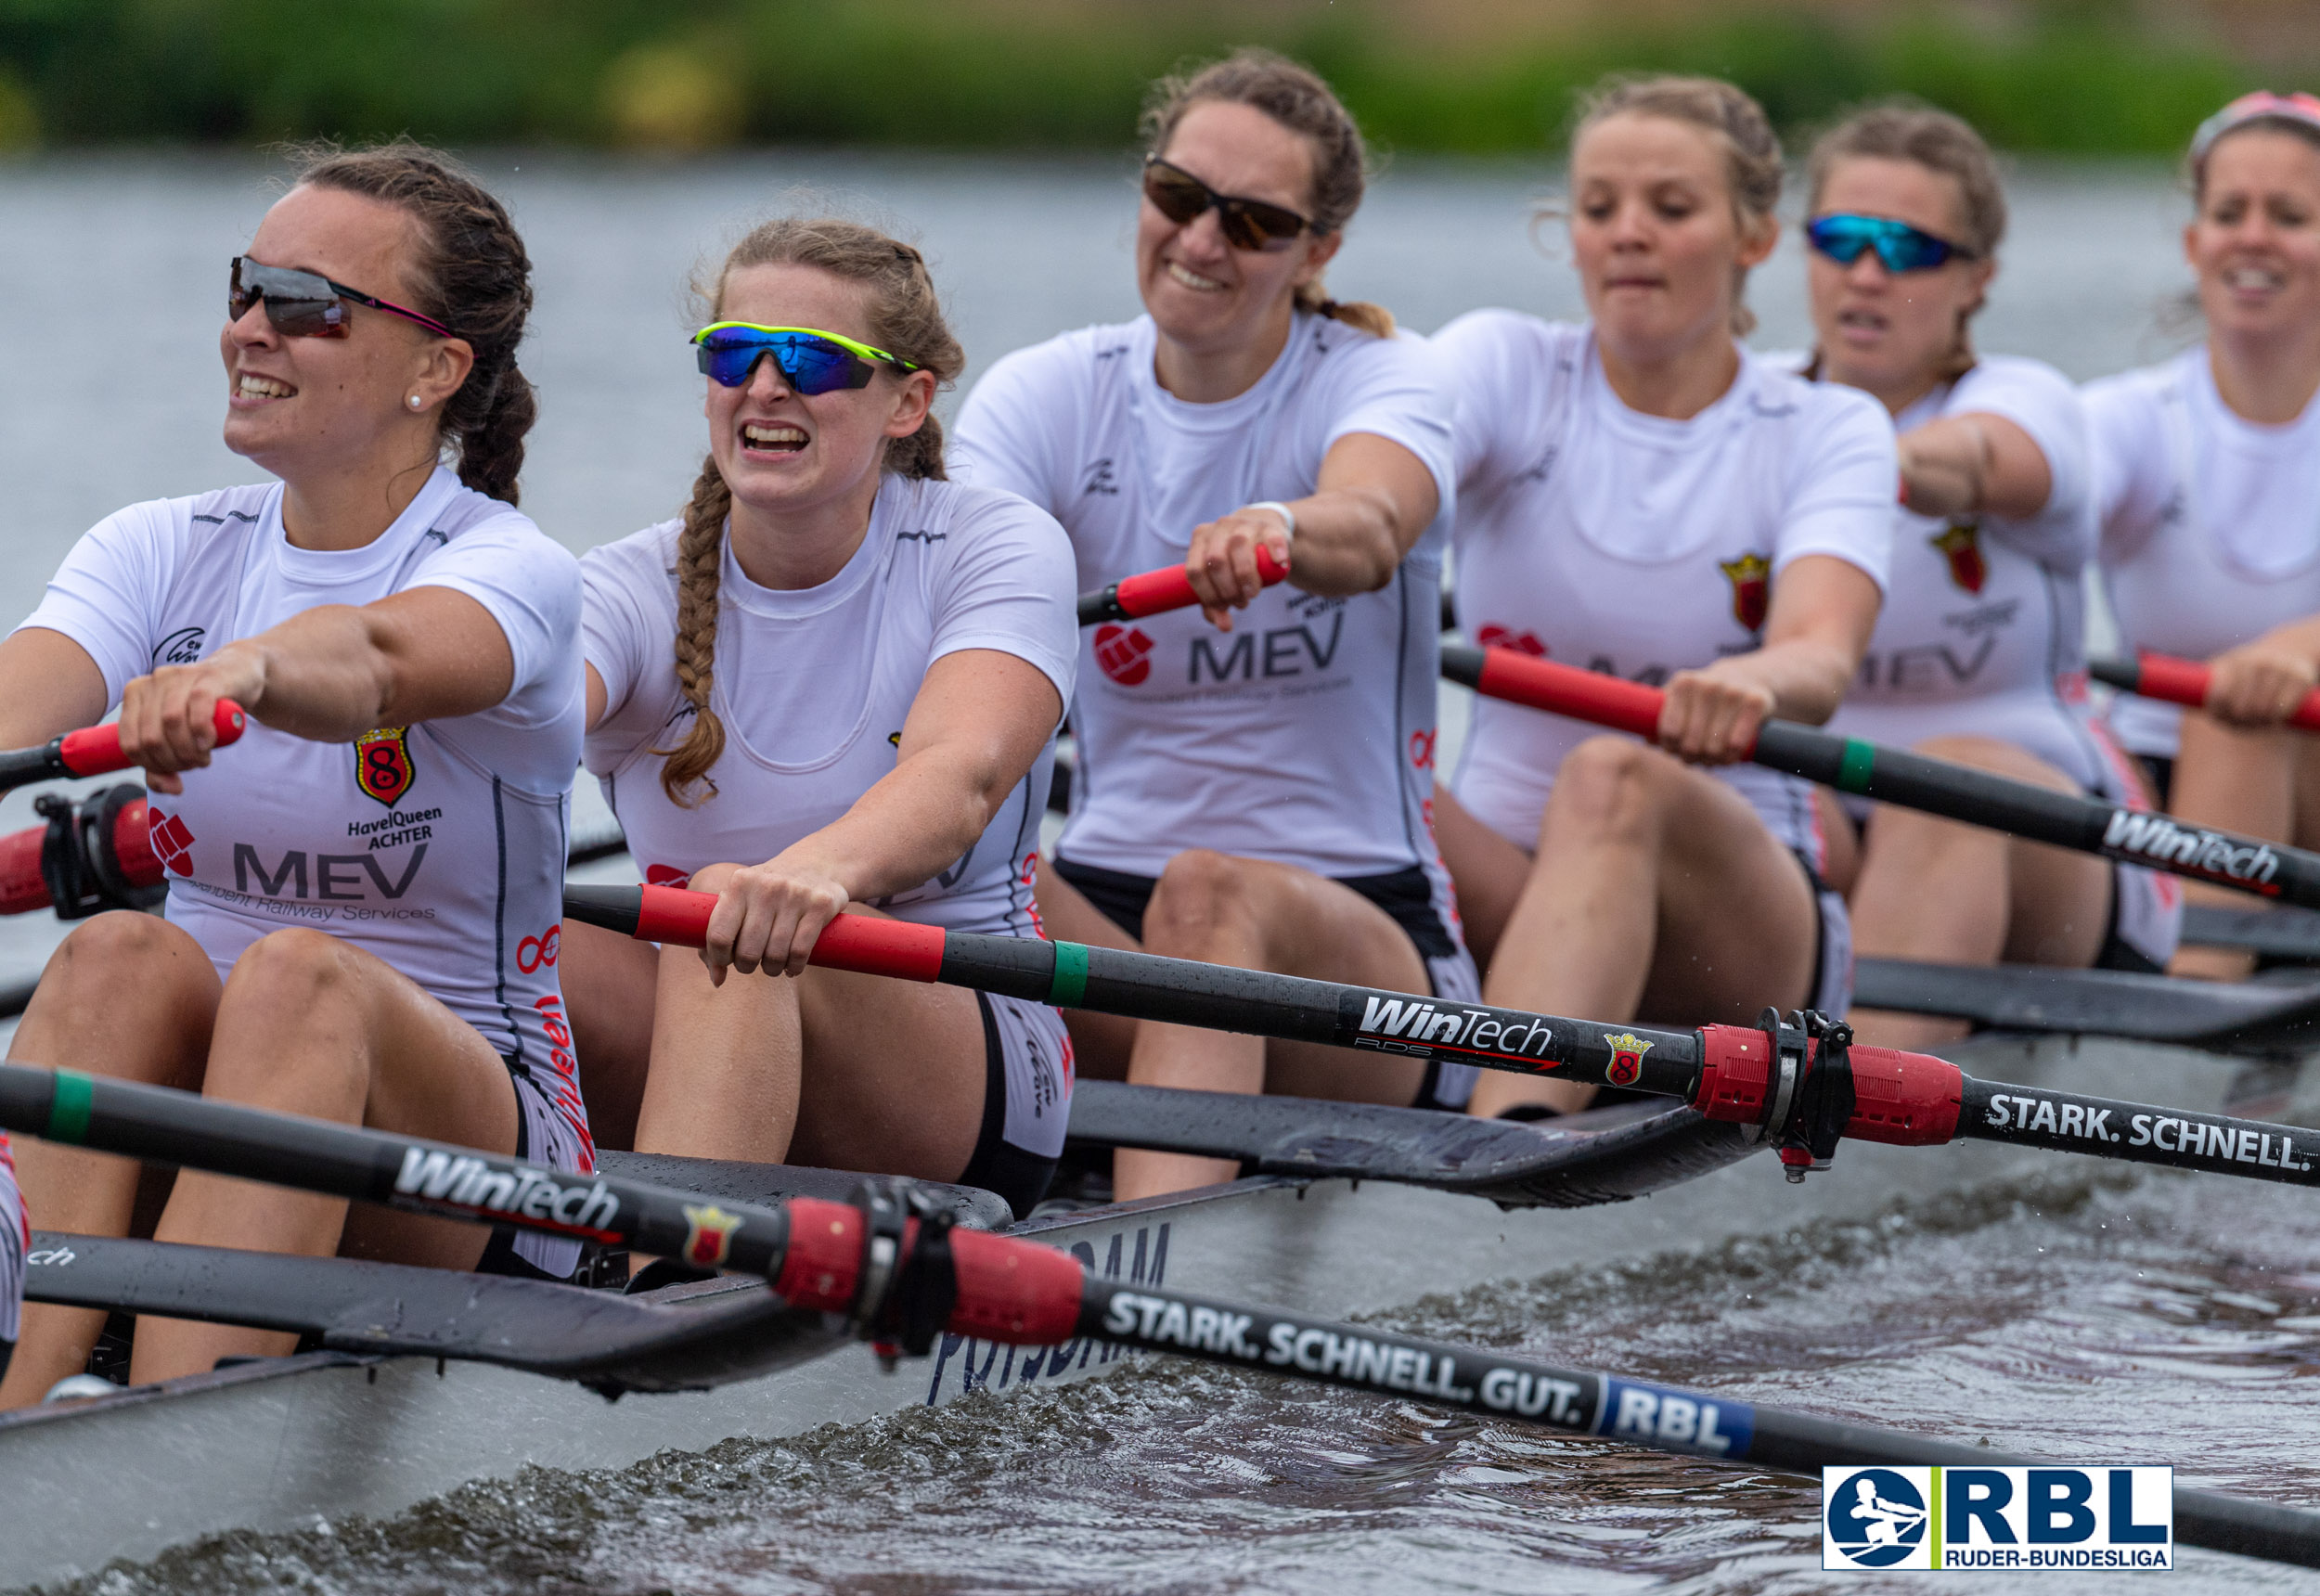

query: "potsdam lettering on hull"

left=2100, top=809, right=2280, bottom=891
left=924, top=1221, right=1171, bottom=1404
left=389, top=1146, right=622, bottom=1237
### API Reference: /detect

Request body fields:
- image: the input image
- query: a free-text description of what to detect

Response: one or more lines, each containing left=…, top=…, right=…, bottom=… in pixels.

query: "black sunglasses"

left=228, top=256, right=453, bottom=339
left=1141, top=157, right=1311, bottom=252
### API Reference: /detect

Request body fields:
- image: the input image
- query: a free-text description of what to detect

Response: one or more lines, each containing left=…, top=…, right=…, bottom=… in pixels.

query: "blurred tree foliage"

left=0, top=0, right=2266, bottom=153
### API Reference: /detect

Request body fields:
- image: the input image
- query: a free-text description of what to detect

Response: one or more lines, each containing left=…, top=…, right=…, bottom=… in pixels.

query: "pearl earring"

left=407, top=395, right=423, bottom=410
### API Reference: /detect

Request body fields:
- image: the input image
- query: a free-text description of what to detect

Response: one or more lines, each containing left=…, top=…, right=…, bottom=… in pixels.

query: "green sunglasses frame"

left=691, top=322, right=922, bottom=391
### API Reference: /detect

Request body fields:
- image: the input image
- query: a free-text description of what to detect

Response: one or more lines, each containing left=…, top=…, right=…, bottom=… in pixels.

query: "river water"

left=5, top=153, right=2315, bottom=1594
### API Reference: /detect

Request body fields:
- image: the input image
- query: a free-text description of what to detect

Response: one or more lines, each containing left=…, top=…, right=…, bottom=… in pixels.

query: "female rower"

left=1792, top=106, right=2177, bottom=1050
left=950, top=50, right=1475, bottom=1200
left=556, top=218, right=1076, bottom=1219
left=2087, top=91, right=2320, bottom=982
left=0, top=144, right=589, bottom=1409
left=1431, top=76, right=1896, bottom=1117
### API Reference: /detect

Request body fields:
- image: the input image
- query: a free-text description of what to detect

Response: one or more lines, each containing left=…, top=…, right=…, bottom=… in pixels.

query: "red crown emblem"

left=1718, top=553, right=1771, bottom=633
left=354, top=727, right=415, bottom=807
left=1930, top=522, right=1987, bottom=594
left=1603, top=1030, right=1655, bottom=1087
left=1093, top=624, right=1154, bottom=687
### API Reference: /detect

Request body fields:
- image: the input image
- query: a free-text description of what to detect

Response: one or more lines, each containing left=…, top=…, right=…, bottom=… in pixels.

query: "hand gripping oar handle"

left=2092, top=650, right=2320, bottom=735
left=0, top=700, right=247, bottom=793
left=3, top=1062, right=2312, bottom=1569
left=566, top=884, right=2320, bottom=1191
left=1078, top=547, right=1291, bottom=626
left=1443, top=644, right=2320, bottom=909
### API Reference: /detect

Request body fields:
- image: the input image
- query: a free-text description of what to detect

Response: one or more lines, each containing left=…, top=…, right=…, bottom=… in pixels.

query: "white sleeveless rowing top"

left=16, top=467, right=587, bottom=1079
left=952, top=311, right=1460, bottom=908
left=1440, top=313, right=1896, bottom=865
left=582, top=472, right=1077, bottom=940
left=1793, top=354, right=2118, bottom=787
left=2087, top=347, right=2320, bottom=759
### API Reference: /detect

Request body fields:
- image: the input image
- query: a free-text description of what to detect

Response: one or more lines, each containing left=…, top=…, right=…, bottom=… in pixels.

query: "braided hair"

left=657, top=219, right=966, bottom=806
left=294, top=140, right=536, bottom=505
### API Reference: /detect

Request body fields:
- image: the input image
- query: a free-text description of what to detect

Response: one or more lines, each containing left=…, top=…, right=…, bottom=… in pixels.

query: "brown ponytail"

left=655, top=218, right=966, bottom=807
left=293, top=139, right=536, bottom=505
left=1142, top=49, right=1395, bottom=338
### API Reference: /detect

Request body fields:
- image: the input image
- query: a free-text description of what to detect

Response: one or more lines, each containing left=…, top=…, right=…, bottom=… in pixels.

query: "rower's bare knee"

left=1142, top=849, right=1264, bottom=959
left=34, top=910, right=202, bottom=1000
left=15, top=911, right=214, bottom=1075
left=1914, top=735, right=2077, bottom=793
left=1540, top=736, right=1668, bottom=849
left=213, top=930, right=369, bottom=1058
left=685, top=861, right=744, bottom=895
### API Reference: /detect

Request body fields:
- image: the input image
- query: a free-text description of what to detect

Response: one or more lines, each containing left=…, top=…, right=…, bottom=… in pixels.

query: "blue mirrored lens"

left=696, top=332, right=866, bottom=394
left=1806, top=215, right=1955, bottom=274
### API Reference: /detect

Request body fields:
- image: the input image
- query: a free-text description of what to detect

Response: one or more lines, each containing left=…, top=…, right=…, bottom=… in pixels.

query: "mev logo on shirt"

left=1823, top=1465, right=2172, bottom=1571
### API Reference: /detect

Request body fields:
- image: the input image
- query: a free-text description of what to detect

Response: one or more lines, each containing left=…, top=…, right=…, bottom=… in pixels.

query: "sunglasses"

left=1141, top=157, right=1311, bottom=252
left=1804, top=213, right=1976, bottom=275
left=691, top=323, right=921, bottom=394
left=227, top=257, right=452, bottom=339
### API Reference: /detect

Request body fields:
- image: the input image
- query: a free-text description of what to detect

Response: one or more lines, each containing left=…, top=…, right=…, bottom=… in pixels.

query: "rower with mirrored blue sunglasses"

left=691, top=322, right=922, bottom=394
left=1804, top=212, right=1979, bottom=275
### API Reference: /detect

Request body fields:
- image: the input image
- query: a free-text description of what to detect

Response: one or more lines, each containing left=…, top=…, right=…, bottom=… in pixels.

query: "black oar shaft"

left=1073, top=1277, right=2320, bottom=1567
left=1958, top=1079, right=2320, bottom=1186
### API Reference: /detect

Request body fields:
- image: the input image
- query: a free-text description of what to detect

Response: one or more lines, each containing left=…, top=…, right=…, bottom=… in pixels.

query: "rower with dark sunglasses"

left=951, top=49, right=1476, bottom=1202
left=1428, top=76, right=1894, bottom=1121
left=2086, top=92, right=2320, bottom=983
left=1782, top=105, right=2179, bottom=1054
left=553, top=218, right=1077, bottom=1223
left=0, top=143, right=593, bottom=1409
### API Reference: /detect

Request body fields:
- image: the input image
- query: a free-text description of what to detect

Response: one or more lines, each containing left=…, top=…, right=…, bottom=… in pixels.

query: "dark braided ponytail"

left=655, top=217, right=966, bottom=807
left=295, top=140, right=536, bottom=505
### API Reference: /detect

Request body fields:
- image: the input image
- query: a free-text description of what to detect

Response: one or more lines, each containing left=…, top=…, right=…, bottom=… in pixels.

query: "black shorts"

left=959, top=990, right=1060, bottom=1218
left=1050, top=854, right=1482, bottom=1110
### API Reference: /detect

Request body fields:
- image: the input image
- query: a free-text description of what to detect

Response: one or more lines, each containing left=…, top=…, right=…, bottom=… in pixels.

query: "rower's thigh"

left=1151, top=856, right=1430, bottom=1105
left=1636, top=768, right=1820, bottom=1026
left=1909, top=737, right=2108, bottom=967
left=208, top=929, right=520, bottom=1268
left=2290, top=737, right=2320, bottom=853
left=1034, top=860, right=1140, bottom=1080
left=790, top=968, right=987, bottom=1182
left=559, top=917, right=659, bottom=1152
left=1432, top=786, right=1528, bottom=971
left=2172, top=712, right=2296, bottom=839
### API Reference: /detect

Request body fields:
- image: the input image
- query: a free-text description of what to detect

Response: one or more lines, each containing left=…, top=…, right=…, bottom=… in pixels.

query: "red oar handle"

left=8, top=699, right=250, bottom=791
left=1438, top=645, right=1670, bottom=743
left=1079, top=547, right=1291, bottom=626
left=612, top=882, right=949, bottom=981
left=2094, top=650, right=2320, bottom=735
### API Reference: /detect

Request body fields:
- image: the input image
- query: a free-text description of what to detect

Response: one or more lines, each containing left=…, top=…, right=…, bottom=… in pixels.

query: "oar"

left=2, top=1064, right=2311, bottom=1570
left=0, top=701, right=245, bottom=792
left=1441, top=644, right=2320, bottom=909
left=2093, top=651, right=2320, bottom=734
left=565, top=883, right=2320, bottom=1192
left=1078, top=548, right=1289, bottom=626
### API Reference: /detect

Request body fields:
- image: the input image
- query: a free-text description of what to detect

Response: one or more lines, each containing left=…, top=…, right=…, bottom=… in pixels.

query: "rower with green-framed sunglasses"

left=691, top=322, right=922, bottom=394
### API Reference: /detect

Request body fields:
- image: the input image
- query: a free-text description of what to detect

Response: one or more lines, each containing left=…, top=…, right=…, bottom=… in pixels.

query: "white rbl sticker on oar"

left=1823, top=1466, right=2172, bottom=1571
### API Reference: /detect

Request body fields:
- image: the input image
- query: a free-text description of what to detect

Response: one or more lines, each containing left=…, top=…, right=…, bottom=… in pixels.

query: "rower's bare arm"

left=699, top=648, right=1063, bottom=981
left=2203, top=612, right=2320, bottom=727
left=1661, top=555, right=1880, bottom=764
left=1181, top=431, right=1437, bottom=628
left=0, top=627, right=110, bottom=750
left=118, top=588, right=516, bottom=792
left=1897, top=412, right=2050, bottom=521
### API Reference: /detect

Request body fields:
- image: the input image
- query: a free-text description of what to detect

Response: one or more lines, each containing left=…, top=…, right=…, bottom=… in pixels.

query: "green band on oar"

left=47, top=1067, right=93, bottom=1144
left=1836, top=739, right=1876, bottom=795
left=1049, top=939, right=1089, bottom=1008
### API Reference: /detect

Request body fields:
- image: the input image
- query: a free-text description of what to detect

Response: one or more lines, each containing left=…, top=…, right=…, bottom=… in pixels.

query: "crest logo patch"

left=354, top=727, right=415, bottom=807
left=1930, top=521, right=1987, bottom=594
left=1718, top=552, right=1771, bottom=632
left=1603, top=1031, right=1655, bottom=1087
left=680, top=1203, right=743, bottom=1269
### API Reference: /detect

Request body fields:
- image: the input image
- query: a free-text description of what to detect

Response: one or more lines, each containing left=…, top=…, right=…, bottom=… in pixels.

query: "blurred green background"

left=0, top=0, right=2310, bottom=154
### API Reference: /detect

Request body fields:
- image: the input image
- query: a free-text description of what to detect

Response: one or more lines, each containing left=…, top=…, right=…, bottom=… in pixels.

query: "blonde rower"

left=1432, top=77, right=1896, bottom=1117
left=559, top=220, right=1076, bottom=1218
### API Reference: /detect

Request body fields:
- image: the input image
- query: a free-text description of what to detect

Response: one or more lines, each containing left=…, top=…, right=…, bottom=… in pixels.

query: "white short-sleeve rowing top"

left=1793, top=354, right=2117, bottom=787
left=583, top=472, right=1077, bottom=941
left=2086, top=348, right=2320, bottom=759
left=1441, top=313, right=1896, bottom=863
left=951, top=311, right=1460, bottom=899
